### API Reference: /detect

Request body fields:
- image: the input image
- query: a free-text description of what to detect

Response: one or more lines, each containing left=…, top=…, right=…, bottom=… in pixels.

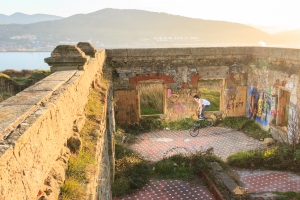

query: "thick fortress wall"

left=0, top=43, right=109, bottom=199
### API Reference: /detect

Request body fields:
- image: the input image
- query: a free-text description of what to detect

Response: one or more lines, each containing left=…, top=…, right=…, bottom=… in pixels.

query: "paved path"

left=113, top=127, right=300, bottom=199
left=130, top=127, right=265, bottom=162
left=113, top=179, right=216, bottom=200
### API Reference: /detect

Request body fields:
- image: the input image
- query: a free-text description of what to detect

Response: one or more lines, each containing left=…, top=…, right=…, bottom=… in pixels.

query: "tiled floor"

left=113, top=179, right=216, bottom=200
left=236, top=170, right=300, bottom=193
left=130, top=127, right=265, bottom=162
left=113, top=127, right=300, bottom=199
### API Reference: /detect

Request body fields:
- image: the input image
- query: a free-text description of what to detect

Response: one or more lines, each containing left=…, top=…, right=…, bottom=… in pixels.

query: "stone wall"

left=105, top=47, right=300, bottom=142
left=0, top=43, right=113, bottom=200
left=106, top=47, right=251, bottom=123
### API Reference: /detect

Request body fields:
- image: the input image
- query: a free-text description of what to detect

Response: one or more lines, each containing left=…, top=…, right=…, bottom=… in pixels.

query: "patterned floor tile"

left=113, top=127, right=300, bottom=199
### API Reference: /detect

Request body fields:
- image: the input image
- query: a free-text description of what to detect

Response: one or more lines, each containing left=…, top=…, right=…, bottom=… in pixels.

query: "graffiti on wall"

left=269, top=76, right=294, bottom=94
left=167, top=88, right=193, bottom=114
left=225, top=85, right=246, bottom=117
left=247, top=86, right=278, bottom=126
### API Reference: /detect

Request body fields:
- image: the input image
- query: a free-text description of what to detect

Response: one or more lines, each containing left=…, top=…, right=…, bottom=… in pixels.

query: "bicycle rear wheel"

left=204, top=117, right=214, bottom=127
left=189, top=123, right=200, bottom=137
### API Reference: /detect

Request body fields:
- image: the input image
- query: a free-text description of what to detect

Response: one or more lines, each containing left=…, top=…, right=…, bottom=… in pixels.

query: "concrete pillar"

left=44, top=45, right=90, bottom=72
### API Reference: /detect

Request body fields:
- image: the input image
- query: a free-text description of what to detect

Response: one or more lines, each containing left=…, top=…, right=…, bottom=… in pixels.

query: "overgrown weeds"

left=227, top=144, right=300, bottom=173
left=162, top=117, right=194, bottom=130
left=120, top=117, right=195, bottom=137
left=0, top=70, right=52, bottom=102
left=273, top=191, right=300, bottom=200
left=61, top=81, right=107, bottom=199
left=139, top=83, right=164, bottom=115
left=217, top=116, right=270, bottom=140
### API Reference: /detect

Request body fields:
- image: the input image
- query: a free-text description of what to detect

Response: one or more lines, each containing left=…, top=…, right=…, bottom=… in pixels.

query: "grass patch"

left=140, top=83, right=164, bottom=115
left=61, top=80, right=108, bottom=199
left=199, top=79, right=221, bottom=111
left=119, top=117, right=195, bottom=138
left=273, top=191, right=300, bottom=200
left=162, top=118, right=194, bottom=130
left=60, top=179, right=85, bottom=200
left=217, top=116, right=270, bottom=140
left=67, top=149, right=96, bottom=182
left=113, top=150, right=152, bottom=197
left=154, top=155, right=194, bottom=181
left=227, top=144, right=300, bottom=173
left=200, top=88, right=220, bottom=111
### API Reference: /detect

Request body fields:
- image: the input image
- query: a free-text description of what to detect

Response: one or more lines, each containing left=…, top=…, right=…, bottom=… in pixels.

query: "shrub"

left=227, top=144, right=300, bottom=173
left=217, top=117, right=270, bottom=140
left=60, top=179, right=85, bottom=200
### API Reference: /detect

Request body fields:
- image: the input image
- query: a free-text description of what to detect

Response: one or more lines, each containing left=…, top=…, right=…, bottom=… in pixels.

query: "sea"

left=0, top=52, right=51, bottom=71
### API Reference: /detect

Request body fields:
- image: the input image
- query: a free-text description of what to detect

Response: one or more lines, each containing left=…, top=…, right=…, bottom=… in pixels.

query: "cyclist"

left=193, top=95, right=211, bottom=120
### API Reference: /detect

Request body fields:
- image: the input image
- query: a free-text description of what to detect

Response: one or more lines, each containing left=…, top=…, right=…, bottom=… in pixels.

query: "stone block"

left=23, top=80, right=65, bottom=92
left=44, top=45, right=89, bottom=72
left=105, top=49, right=128, bottom=57
left=0, top=104, right=38, bottom=140
left=77, top=42, right=97, bottom=57
left=50, top=45, right=86, bottom=57
left=42, top=70, right=77, bottom=81
left=217, top=172, right=245, bottom=195
left=209, top=162, right=223, bottom=171
left=263, top=138, right=275, bottom=146
left=0, top=91, right=52, bottom=106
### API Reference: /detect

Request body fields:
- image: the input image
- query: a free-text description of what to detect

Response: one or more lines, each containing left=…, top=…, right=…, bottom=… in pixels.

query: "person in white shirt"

left=193, top=95, right=211, bottom=119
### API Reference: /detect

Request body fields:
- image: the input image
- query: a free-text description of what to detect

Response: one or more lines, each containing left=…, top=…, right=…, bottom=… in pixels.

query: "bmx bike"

left=188, top=116, right=214, bottom=137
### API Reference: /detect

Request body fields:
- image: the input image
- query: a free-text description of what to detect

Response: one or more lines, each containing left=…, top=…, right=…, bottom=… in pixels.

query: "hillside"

left=0, top=12, right=63, bottom=24
left=0, top=8, right=298, bottom=50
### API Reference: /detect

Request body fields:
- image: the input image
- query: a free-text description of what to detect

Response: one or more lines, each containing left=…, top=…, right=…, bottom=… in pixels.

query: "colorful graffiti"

left=167, top=88, right=192, bottom=114
left=248, top=86, right=278, bottom=126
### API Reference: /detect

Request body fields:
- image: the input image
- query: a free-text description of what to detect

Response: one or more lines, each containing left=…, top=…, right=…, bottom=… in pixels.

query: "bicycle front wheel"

left=189, top=124, right=200, bottom=137
left=204, top=118, right=214, bottom=127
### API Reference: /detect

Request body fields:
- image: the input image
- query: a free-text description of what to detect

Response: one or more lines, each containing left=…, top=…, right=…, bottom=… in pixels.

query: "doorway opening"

left=139, top=82, right=164, bottom=115
left=198, top=79, right=221, bottom=111
left=276, top=89, right=290, bottom=128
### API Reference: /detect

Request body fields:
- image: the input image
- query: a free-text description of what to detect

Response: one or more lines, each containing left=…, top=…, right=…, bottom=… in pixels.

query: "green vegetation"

left=11, top=70, right=52, bottom=85
left=199, top=80, right=220, bottom=111
left=273, top=191, right=300, bottom=200
left=113, top=128, right=230, bottom=198
left=140, top=83, right=164, bottom=115
left=119, top=117, right=195, bottom=137
left=162, top=117, right=194, bottom=130
left=61, top=80, right=108, bottom=199
left=200, top=88, right=220, bottom=111
left=227, top=144, right=300, bottom=173
left=0, top=69, right=52, bottom=102
left=217, top=116, right=270, bottom=140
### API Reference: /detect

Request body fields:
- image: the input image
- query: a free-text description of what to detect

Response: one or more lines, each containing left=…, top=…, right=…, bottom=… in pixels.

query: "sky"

left=1, top=0, right=300, bottom=29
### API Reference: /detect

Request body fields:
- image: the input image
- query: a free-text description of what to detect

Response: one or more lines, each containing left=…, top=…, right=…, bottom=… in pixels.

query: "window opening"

left=139, top=83, right=164, bottom=115
left=198, top=79, right=221, bottom=111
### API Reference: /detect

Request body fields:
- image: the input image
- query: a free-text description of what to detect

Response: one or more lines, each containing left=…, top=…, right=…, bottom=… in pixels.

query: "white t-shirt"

left=201, top=99, right=210, bottom=106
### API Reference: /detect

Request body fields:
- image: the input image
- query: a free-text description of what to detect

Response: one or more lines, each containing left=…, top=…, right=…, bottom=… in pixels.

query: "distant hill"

left=0, top=12, right=63, bottom=24
left=272, top=28, right=300, bottom=45
left=0, top=9, right=299, bottom=50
